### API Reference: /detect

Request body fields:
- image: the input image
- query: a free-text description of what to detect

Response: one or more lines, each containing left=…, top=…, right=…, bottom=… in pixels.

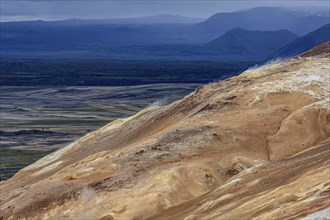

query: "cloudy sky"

left=1, top=0, right=329, bottom=22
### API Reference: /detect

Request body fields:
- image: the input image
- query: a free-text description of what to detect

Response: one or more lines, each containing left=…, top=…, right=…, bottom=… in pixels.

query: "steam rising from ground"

left=149, top=97, right=170, bottom=107
left=247, top=58, right=284, bottom=71
left=75, top=187, right=103, bottom=220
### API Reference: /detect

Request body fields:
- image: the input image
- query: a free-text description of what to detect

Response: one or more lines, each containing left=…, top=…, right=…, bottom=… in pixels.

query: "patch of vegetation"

left=0, top=148, right=54, bottom=181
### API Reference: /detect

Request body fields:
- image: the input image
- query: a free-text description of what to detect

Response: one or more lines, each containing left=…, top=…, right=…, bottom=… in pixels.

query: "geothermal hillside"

left=1, top=42, right=330, bottom=220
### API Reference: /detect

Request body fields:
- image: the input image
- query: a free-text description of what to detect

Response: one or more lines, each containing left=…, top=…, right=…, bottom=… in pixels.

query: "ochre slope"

left=148, top=140, right=330, bottom=220
left=0, top=42, right=329, bottom=220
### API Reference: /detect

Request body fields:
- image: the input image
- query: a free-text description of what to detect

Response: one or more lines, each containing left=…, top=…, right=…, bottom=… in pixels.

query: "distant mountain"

left=272, top=24, right=330, bottom=59
left=197, top=7, right=329, bottom=36
left=74, top=14, right=204, bottom=24
left=1, top=7, right=329, bottom=60
left=202, top=28, right=297, bottom=60
left=2, top=14, right=204, bottom=26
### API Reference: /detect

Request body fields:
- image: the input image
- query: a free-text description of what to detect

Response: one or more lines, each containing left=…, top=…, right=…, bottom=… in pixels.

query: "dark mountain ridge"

left=197, top=7, right=329, bottom=36
left=202, top=28, right=297, bottom=60
left=1, top=7, right=329, bottom=60
left=1, top=14, right=204, bottom=26
left=272, top=23, right=330, bottom=59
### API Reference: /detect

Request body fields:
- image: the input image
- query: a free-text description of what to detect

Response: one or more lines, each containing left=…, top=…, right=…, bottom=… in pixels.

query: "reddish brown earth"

left=1, top=42, right=329, bottom=220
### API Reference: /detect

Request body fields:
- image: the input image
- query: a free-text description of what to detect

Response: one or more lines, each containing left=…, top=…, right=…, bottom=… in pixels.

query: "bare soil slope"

left=1, top=42, right=329, bottom=220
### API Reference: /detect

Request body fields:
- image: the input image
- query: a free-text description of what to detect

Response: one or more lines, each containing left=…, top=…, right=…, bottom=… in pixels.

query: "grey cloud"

left=1, top=0, right=329, bottom=22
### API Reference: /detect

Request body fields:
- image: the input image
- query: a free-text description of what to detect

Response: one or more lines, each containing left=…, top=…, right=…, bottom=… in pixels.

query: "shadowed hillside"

left=197, top=7, right=329, bottom=36
left=203, top=28, right=297, bottom=60
left=272, top=23, right=330, bottom=59
left=1, top=7, right=329, bottom=60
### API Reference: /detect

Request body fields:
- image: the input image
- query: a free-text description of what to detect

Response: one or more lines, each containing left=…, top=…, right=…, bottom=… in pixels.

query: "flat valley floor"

left=0, top=84, right=198, bottom=180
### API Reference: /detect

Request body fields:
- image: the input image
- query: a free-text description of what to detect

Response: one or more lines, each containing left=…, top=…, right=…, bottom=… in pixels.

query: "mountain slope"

left=149, top=141, right=330, bottom=220
left=59, top=14, right=204, bottom=25
left=197, top=7, right=329, bottom=36
left=3, top=14, right=203, bottom=26
left=1, top=7, right=328, bottom=59
left=0, top=43, right=330, bottom=220
left=272, top=24, right=330, bottom=59
left=203, top=28, right=297, bottom=60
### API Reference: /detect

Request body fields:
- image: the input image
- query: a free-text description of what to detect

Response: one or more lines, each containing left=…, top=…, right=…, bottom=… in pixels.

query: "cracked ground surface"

left=0, top=42, right=330, bottom=220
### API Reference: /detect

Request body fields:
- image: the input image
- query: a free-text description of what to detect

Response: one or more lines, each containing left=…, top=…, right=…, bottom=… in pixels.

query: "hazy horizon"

left=1, top=0, right=329, bottom=22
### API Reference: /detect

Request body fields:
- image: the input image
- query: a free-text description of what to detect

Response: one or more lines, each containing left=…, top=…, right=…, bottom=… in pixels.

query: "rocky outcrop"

left=1, top=42, right=329, bottom=220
